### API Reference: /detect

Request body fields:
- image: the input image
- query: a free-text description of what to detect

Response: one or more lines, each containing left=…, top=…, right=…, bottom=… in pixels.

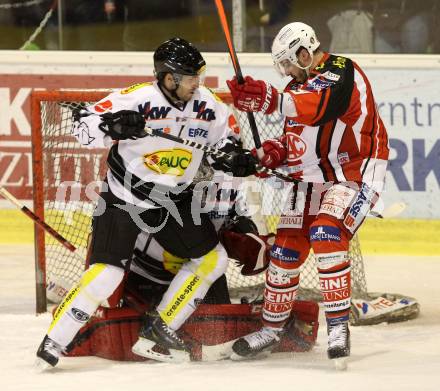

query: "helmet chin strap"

left=159, top=75, right=185, bottom=107
left=169, top=87, right=183, bottom=105
left=295, top=51, right=314, bottom=72
left=170, top=74, right=184, bottom=102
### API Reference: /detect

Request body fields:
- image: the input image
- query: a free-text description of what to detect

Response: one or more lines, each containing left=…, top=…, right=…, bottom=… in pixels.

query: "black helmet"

left=154, top=37, right=205, bottom=77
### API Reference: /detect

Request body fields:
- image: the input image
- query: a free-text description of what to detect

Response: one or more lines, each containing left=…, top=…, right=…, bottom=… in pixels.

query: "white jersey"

left=72, top=82, right=237, bottom=207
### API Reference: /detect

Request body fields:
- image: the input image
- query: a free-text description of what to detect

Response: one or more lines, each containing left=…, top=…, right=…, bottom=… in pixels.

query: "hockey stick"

left=200, top=338, right=238, bottom=361
left=369, top=201, right=407, bottom=219
left=0, top=186, right=76, bottom=252
left=144, top=127, right=297, bottom=183
left=214, top=0, right=265, bottom=160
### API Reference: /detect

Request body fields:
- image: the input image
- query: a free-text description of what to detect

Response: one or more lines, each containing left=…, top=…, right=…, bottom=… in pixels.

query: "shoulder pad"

left=316, top=55, right=351, bottom=75
left=205, top=86, right=224, bottom=102
left=199, top=86, right=224, bottom=104
left=119, top=82, right=153, bottom=95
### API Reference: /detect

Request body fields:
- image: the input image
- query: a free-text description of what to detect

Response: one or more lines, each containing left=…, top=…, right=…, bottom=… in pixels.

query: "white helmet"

left=271, top=22, right=320, bottom=75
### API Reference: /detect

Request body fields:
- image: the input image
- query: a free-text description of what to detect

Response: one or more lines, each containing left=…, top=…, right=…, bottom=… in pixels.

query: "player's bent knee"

left=80, top=263, right=125, bottom=302
left=270, top=234, right=310, bottom=269
left=309, top=218, right=349, bottom=254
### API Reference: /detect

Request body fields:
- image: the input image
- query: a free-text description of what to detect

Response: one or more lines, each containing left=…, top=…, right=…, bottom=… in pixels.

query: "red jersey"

left=279, top=53, right=389, bottom=191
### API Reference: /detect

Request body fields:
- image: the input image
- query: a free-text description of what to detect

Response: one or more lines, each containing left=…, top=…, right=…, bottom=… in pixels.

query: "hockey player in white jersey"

left=36, top=37, right=259, bottom=368
left=126, top=167, right=266, bottom=308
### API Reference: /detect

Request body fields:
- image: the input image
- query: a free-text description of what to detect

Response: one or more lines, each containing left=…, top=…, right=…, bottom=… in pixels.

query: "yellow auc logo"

left=144, top=148, right=192, bottom=176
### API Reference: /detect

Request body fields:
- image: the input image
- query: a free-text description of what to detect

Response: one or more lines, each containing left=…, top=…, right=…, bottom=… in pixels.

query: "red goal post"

left=30, top=89, right=369, bottom=315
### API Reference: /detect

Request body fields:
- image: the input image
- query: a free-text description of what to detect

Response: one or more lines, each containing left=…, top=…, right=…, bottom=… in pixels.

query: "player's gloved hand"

left=250, top=138, right=286, bottom=178
left=226, top=76, right=278, bottom=114
left=252, top=139, right=287, bottom=169
left=99, top=110, right=146, bottom=140
left=220, top=229, right=274, bottom=276
left=211, top=147, right=258, bottom=177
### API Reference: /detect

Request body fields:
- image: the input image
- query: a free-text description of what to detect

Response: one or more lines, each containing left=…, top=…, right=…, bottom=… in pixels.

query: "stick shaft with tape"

left=0, top=186, right=76, bottom=252
left=214, top=0, right=264, bottom=160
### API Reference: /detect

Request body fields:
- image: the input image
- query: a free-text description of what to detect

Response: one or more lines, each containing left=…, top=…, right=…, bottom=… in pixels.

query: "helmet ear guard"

left=271, top=22, right=320, bottom=75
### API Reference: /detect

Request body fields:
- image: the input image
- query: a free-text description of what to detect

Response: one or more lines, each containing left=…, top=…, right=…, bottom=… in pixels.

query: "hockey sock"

left=317, top=254, right=351, bottom=325
left=262, top=259, right=300, bottom=328
left=310, top=222, right=351, bottom=326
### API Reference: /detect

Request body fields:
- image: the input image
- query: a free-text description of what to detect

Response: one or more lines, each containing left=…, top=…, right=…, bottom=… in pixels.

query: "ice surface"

left=1, top=244, right=439, bottom=391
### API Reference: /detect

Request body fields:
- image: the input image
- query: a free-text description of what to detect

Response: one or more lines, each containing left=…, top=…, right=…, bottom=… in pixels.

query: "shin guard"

left=310, top=220, right=351, bottom=325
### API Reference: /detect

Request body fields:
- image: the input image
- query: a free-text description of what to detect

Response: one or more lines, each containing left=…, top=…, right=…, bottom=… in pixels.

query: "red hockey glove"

left=258, top=139, right=287, bottom=169
left=251, top=138, right=287, bottom=178
left=226, top=76, right=278, bottom=114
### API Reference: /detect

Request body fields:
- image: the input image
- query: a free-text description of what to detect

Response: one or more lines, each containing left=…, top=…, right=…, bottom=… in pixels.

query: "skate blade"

left=34, top=357, right=54, bottom=373
left=332, top=357, right=348, bottom=371
left=132, top=338, right=190, bottom=363
left=230, top=350, right=270, bottom=362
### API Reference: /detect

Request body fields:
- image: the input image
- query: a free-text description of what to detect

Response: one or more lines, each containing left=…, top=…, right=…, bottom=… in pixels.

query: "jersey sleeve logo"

left=144, top=148, right=192, bottom=176
left=94, top=99, right=113, bottom=113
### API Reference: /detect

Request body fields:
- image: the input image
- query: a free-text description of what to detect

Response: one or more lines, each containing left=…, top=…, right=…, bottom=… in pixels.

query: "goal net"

left=31, top=89, right=369, bottom=315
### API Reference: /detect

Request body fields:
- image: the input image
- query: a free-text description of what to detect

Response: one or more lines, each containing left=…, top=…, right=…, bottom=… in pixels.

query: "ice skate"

left=327, top=322, right=350, bottom=370
left=230, top=326, right=282, bottom=361
left=132, top=311, right=190, bottom=363
left=35, top=335, right=64, bottom=371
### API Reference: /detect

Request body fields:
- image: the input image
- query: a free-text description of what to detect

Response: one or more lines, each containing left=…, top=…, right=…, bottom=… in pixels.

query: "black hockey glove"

left=99, top=110, right=146, bottom=140
left=211, top=146, right=258, bottom=177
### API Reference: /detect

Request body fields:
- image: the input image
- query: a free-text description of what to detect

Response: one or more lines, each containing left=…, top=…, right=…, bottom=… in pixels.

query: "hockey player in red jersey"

left=226, top=22, right=389, bottom=367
